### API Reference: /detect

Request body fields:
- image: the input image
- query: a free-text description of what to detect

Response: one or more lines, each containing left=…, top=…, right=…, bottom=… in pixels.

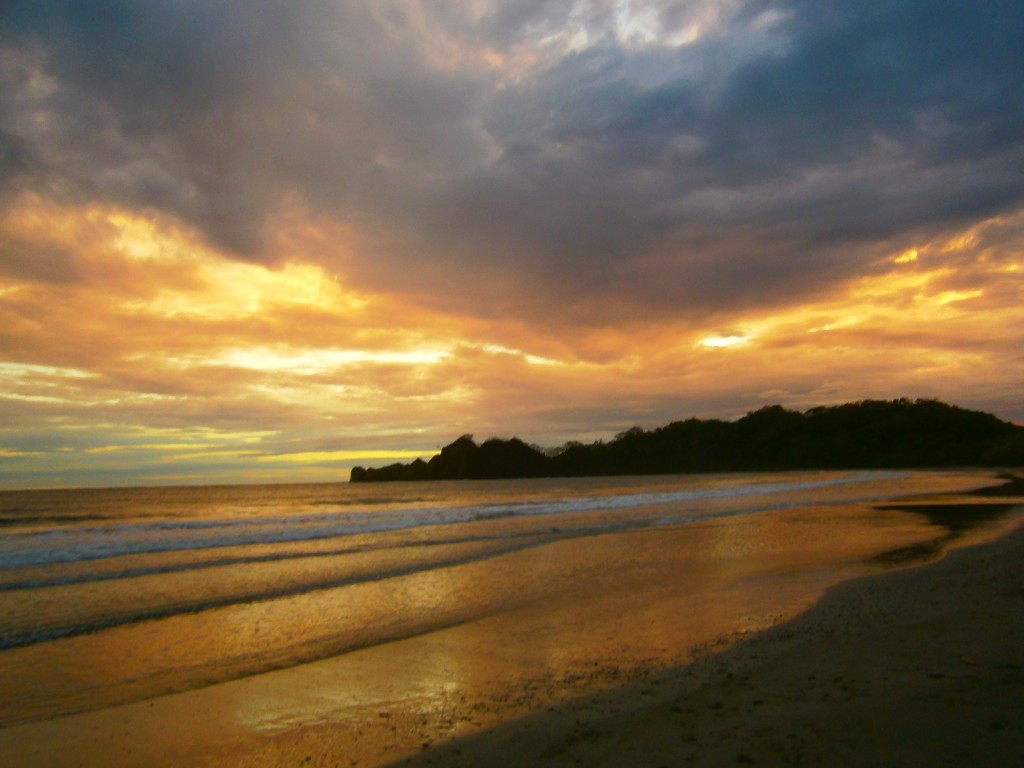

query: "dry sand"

left=390, top=521, right=1024, bottom=767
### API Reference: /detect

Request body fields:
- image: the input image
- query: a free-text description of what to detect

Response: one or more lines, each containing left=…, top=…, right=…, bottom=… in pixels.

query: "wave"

left=0, top=527, right=611, bottom=649
left=0, top=526, right=565, bottom=592
left=0, top=474, right=892, bottom=570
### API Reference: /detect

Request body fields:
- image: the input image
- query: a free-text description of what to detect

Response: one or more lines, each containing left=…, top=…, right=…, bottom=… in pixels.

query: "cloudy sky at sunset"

left=1, top=1, right=1022, bottom=488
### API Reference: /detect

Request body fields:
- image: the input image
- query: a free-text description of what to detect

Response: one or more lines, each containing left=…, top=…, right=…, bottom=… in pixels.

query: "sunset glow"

left=699, top=335, right=751, bottom=349
left=1, top=2, right=1021, bottom=488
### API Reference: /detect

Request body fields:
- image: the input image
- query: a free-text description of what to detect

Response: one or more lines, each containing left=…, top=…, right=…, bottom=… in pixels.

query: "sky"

left=0, top=0, right=1022, bottom=488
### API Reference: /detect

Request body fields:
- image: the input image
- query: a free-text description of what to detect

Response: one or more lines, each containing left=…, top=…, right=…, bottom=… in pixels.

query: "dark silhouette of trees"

left=350, top=399, right=1024, bottom=482
left=350, top=435, right=550, bottom=482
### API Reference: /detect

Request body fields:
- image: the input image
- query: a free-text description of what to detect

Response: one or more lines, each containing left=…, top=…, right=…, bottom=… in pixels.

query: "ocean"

left=0, top=469, right=1015, bottom=762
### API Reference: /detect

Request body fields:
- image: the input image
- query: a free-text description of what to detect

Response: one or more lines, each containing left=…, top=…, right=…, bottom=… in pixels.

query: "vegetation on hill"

left=349, top=399, right=1024, bottom=482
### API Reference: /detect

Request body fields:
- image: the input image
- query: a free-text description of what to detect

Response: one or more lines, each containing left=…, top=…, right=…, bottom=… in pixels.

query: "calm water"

left=0, top=470, right=1006, bottom=730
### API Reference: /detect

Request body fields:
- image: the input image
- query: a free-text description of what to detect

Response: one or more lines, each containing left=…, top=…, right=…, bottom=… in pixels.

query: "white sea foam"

left=0, top=473, right=896, bottom=569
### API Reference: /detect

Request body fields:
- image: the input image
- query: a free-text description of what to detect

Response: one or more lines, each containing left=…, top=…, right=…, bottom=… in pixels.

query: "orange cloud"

left=2, top=162, right=1023, bottom=486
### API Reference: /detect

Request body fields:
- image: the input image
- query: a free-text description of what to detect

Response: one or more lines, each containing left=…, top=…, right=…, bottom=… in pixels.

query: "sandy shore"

left=0, top=474, right=1020, bottom=768
left=391, top=520, right=1024, bottom=767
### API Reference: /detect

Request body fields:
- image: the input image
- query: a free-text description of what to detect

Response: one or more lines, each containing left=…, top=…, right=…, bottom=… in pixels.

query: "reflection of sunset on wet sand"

left=1, top=470, right=1017, bottom=767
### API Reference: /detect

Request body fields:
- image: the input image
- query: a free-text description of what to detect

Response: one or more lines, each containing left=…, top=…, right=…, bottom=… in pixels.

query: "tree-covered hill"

left=350, top=399, right=1024, bottom=482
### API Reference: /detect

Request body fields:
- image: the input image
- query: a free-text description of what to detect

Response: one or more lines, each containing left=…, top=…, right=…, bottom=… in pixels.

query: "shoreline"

left=0, top=472, right=1019, bottom=767
left=391, top=514, right=1024, bottom=767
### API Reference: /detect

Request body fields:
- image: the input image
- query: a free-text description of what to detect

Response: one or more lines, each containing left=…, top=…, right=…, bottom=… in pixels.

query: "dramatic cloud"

left=0, top=1, right=1021, bottom=486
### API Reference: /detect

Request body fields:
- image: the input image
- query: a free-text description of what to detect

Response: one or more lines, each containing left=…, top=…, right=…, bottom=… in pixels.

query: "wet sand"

left=0, top=475, right=1020, bottom=767
left=392, top=515, right=1024, bottom=767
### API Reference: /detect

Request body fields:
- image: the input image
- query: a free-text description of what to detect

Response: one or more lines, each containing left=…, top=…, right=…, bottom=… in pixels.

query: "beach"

left=394, top=511, right=1024, bottom=767
left=0, top=471, right=1020, bottom=767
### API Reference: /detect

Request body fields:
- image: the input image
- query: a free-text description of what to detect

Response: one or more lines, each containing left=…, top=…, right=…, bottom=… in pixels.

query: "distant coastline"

left=351, top=398, right=1024, bottom=482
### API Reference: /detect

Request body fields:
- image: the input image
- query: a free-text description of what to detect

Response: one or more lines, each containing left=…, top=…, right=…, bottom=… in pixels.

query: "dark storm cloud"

left=0, top=1, right=500, bottom=256
left=346, top=0, right=1024, bottom=320
left=701, top=0, right=1024, bottom=195
left=2, top=1, right=1022, bottom=317
left=457, top=0, right=1022, bottom=306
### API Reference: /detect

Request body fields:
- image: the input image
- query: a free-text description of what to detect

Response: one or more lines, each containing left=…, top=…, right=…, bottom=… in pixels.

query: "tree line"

left=350, top=398, right=1024, bottom=482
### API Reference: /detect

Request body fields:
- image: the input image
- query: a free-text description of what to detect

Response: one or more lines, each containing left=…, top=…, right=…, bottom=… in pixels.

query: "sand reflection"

left=0, top=476, right=1018, bottom=767
left=219, top=499, right=989, bottom=765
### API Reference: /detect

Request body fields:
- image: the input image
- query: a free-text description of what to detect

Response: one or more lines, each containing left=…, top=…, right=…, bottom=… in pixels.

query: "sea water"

left=0, top=470, right=1007, bottom=732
